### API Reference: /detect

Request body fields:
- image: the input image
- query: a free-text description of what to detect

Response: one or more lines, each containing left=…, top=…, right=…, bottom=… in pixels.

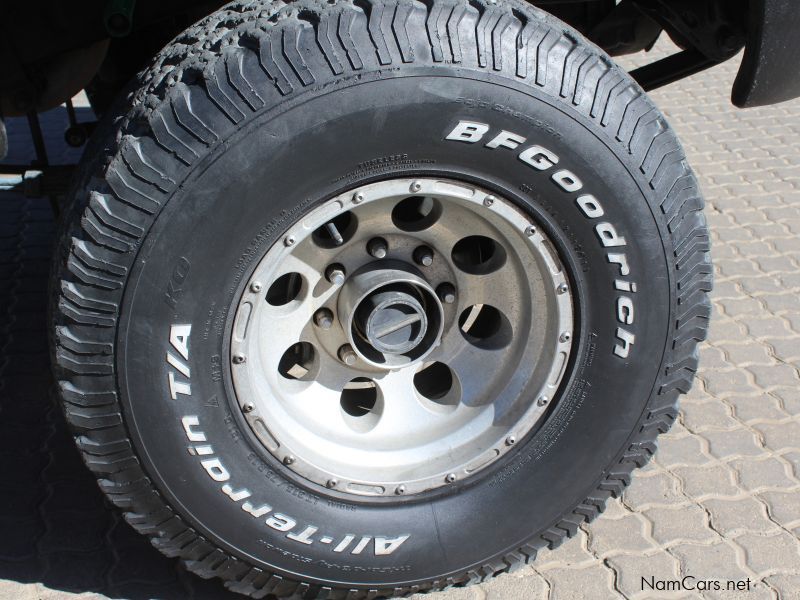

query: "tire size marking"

left=445, top=120, right=637, bottom=358
left=167, top=325, right=409, bottom=557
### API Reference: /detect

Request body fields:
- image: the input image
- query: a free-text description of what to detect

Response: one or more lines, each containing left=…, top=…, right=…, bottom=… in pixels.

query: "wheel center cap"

left=337, top=263, right=444, bottom=368
left=358, top=291, right=428, bottom=354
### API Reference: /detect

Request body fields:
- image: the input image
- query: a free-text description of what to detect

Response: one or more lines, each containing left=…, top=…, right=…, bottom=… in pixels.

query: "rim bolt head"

left=314, top=308, right=334, bottom=329
left=395, top=485, right=406, bottom=495
left=326, top=479, right=338, bottom=488
left=484, top=195, right=495, bottom=207
left=250, top=281, right=263, bottom=293
left=232, top=353, right=246, bottom=364
left=367, top=237, right=388, bottom=259
left=524, top=225, right=536, bottom=237
left=283, top=455, right=295, bottom=465
left=243, top=402, right=255, bottom=413
left=413, top=246, right=434, bottom=267
left=353, top=191, right=365, bottom=204
left=326, top=264, right=346, bottom=285
left=505, top=435, right=516, bottom=446
left=410, top=180, right=422, bottom=193
left=557, top=282, right=569, bottom=295
left=437, top=283, right=456, bottom=304
left=537, top=396, right=549, bottom=407
left=284, top=235, right=296, bottom=247
left=338, top=344, right=357, bottom=366
left=560, top=332, right=571, bottom=343
left=445, top=473, right=457, bottom=484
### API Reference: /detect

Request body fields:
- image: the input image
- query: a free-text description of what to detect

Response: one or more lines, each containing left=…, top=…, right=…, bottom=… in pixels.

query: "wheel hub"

left=339, top=265, right=444, bottom=367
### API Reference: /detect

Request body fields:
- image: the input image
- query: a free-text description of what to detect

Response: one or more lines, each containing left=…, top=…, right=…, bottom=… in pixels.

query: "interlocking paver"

left=702, top=497, right=780, bottom=535
left=587, top=513, right=656, bottom=556
left=736, top=531, right=800, bottom=575
left=3, top=33, right=800, bottom=600
left=673, top=464, right=740, bottom=499
left=758, top=490, right=800, bottom=528
left=605, top=551, right=680, bottom=599
left=541, top=565, right=621, bottom=600
left=645, top=505, right=717, bottom=546
left=732, top=456, right=798, bottom=491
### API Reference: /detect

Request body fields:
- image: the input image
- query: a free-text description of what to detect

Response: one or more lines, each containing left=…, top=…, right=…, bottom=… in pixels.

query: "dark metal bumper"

left=733, top=0, right=800, bottom=107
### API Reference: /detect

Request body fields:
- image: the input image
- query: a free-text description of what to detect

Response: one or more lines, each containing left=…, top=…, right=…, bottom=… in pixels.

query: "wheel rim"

left=230, top=178, right=574, bottom=497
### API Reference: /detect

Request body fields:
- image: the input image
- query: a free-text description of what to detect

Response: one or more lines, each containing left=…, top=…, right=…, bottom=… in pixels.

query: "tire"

left=51, top=0, right=712, bottom=597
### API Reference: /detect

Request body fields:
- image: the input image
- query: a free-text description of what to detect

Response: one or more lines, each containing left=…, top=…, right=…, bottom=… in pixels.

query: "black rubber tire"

left=51, top=0, right=712, bottom=597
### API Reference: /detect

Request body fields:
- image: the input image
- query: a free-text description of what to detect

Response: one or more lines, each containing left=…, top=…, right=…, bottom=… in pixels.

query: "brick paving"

left=2, top=39, right=799, bottom=600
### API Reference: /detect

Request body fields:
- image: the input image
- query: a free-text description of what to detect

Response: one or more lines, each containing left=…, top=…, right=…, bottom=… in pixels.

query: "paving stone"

left=722, top=343, right=774, bottom=367
left=743, top=316, right=796, bottom=339
left=586, top=513, right=655, bottom=557
left=736, top=531, right=800, bottom=574
left=535, top=530, right=595, bottom=569
left=605, top=551, right=679, bottom=599
left=669, top=541, right=752, bottom=586
left=645, top=505, right=717, bottom=546
left=681, top=402, right=739, bottom=432
left=755, top=421, right=800, bottom=453
left=782, top=451, right=800, bottom=480
left=697, top=345, right=730, bottom=370
left=411, top=585, right=482, bottom=600
left=758, top=490, right=800, bottom=528
left=764, top=573, right=800, bottom=600
left=702, top=497, right=780, bottom=535
left=656, top=436, right=713, bottom=468
left=481, top=570, right=549, bottom=600
left=771, top=387, right=800, bottom=414
left=702, top=429, right=765, bottom=460
left=542, top=565, right=620, bottom=600
left=726, top=394, right=789, bottom=422
left=673, top=464, right=740, bottom=499
left=746, top=364, right=800, bottom=389
left=760, top=291, right=800, bottom=314
left=700, top=369, right=753, bottom=398
left=768, top=338, right=800, bottom=363
left=731, top=456, right=798, bottom=491
left=623, top=470, right=686, bottom=510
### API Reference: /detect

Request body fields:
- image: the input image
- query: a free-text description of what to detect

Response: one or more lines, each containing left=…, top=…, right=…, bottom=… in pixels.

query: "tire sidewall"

left=118, top=70, right=671, bottom=586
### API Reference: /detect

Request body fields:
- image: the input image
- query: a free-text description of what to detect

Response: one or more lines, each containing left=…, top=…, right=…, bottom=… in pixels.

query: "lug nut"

left=232, top=353, right=246, bottom=364
left=410, top=180, right=422, bottom=193
left=557, top=282, right=569, bottom=295
left=338, top=344, right=357, bottom=366
left=353, top=191, right=365, bottom=204
left=413, top=245, right=434, bottom=267
left=395, top=485, right=406, bottom=495
left=250, top=281, right=263, bottom=293
left=314, top=308, right=334, bottom=329
left=367, top=237, right=388, bottom=259
left=437, top=282, right=456, bottom=304
left=483, top=195, right=495, bottom=207
left=283, top=455, right=295, bottom=465
left=537, top=396, right=549, bottom=407
left=445, top=473, right=457, bottom=483
left=284, top=235, right=296, bottom=247
left=524, top=225, right=536, bottom=237
left=559, top=332, right=571, bottom=343
left=326, top=479, right=338, bottom=488
left=326, top=264, right=346, bottom=285
left=505, top=435, right=516, bottom=446
left=243, top=402, right=255, bottom=413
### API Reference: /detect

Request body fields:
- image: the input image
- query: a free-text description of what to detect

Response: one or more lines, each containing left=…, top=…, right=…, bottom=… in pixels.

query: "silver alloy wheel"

left=230, top=178, right=574, bottom=497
